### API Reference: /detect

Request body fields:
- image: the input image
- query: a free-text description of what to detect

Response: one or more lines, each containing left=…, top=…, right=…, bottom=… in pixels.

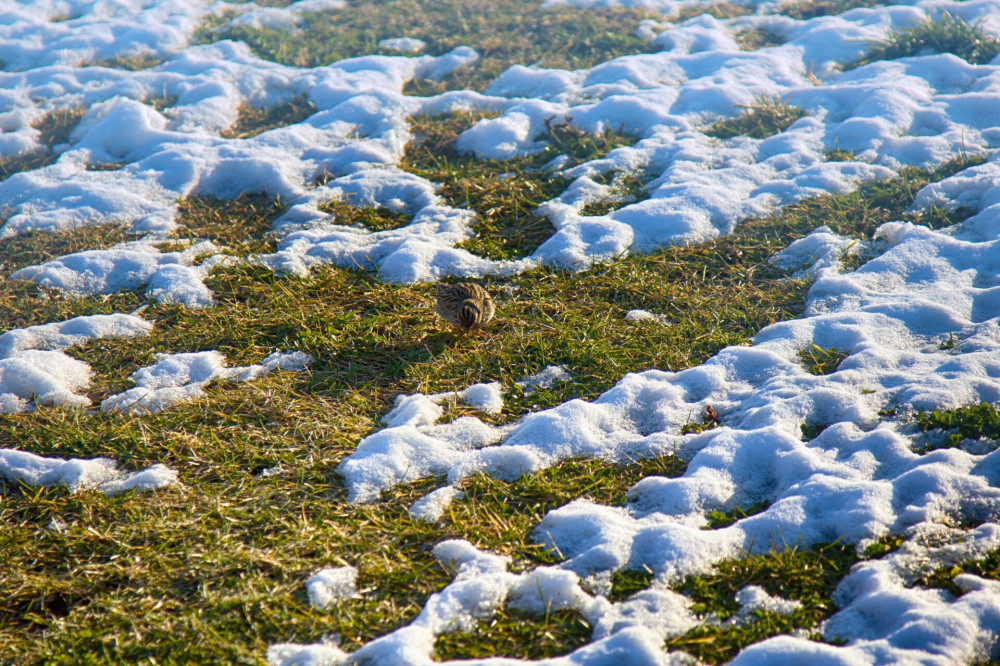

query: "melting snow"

left=306, top=565, right=359, bottom=609
left=6, top=0, right=1000, bottom=662
left=101, top=349, right=314, bottom=415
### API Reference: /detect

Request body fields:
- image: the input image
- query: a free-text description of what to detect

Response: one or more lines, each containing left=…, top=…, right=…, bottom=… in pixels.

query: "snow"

left=305, top=566, right=359, bottom=609
left=101, top=349, right=314, bottom=414
left=379, top=37, right=427, bottom=54
left=0, top=313, right=154, bottom=413
left=12, top=240, right=229, bottom=307
left=625, top=309, right=672, bottom=325
left=517, top=365, right=572, bottom=393
left=6, top=0, right=1000, bottom=662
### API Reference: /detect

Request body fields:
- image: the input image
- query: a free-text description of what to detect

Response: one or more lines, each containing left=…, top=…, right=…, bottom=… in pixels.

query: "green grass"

left=579, top=170, right=651, bottom=217
left=667, top=542, right=858, bottom=663
left=734, top=27, right=786, bottom=50
left=90, top=52, right=162, bottom=70
left=197, top=0, right=656, bottom=94
left=435, top=608, right=593, bottom=659
left=0, top=107, right=85, bottom=180
left=221, top=96, right=318, bottom=140
left=0, top=146, right=819, bottom=663
left=780, top=0, right=881, bottom=20
left=672, top=2, right=753, bottom=22
left=399, top=111, right=639, bottom=260
left=736, top=154, right=984, bottom=240
left=705, top=95, right=807, bottom=141
left=851, top=13, right=1000, bottom=69
left=174, top=193, right=287, bottom=255
left=915, top=545, right=1000, bottom=596
left=609, top=567, right=656, bottom=602
left=799, top=344, right=848, bottom=375
left=914, top=402, right=1000, bottom=453
left=705, top=502, right=772, bottom=529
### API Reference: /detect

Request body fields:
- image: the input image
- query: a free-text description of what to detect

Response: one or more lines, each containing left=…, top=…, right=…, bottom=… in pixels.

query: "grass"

left=704, top=95, right=807, bottom=141
left=672, top=2, right=753, bottom=22
left=915, top=545, right=1000, bottom=596
left=798, top=344, right=848, bottom=375
left=400, top=111, right=639, bottom=260
left=0, top=132, right=827, bottom=663
left=220, top=96, right=318, bottom=140
left=197, top=0, right=656, bottom=94
left=734, top=27, right=786, bottom=51
left=0, top=107, right=86, bottom=180
left=705, top=501, right=772, bottom=529
left=780, top=0, right=881, bottom=20
left=435, top=608, right=593, bottom=659
left=850, top=13, right=1000, bottom=69
left=579, top=170, right=651, bottom=217
left=316, top=200, right=413, bottom=232
left=174, top=193, right=287, bottom=255
left=914, top=402, right=1000, bottom=453
left=736, top=154, right=984, bottom=240
left=90, top=52, right=162, bottom=70
left=667, top=541, right=858, bottom=663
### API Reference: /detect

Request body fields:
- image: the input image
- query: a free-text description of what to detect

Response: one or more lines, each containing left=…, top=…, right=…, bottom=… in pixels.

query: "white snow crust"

left=101, top=349, right=314, bottom=414
left=305, top=565, right=359, bottom=609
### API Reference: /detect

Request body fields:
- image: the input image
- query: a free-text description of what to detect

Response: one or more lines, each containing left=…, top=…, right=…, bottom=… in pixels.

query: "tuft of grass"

left=851, top=13, right=1000, bottom=69
left=174, top=192, right=286, bottom=255
left=0, top=107, right=86, bottom=180
left=579, top=170, right=650, bottom=217
left=668, top=541, right=858, bottom=663
left=221, top=95, right=318, bottom=139
left=862, top=534, right=905, bottom=559
left=738, top=154, right=985, bottom=241
left=144, top=92, right=178, bottom=112
left=914, top=402, right=1000, bottom=453
left=0, top=224, right=133, bottom=276
left=197, top=0, right=656, bottom=94
left=780, top=0, right=881, bottom=21
left=705, top=501, right=772, bottom=529
left=609, top=566, right=656, bottom=602
left=734, top=27, right=786, bottom=51
left=939, top=332, right=958, bottom=350
left=800, top=422, right=829, bottom=441
left=824, top=147, right=857, bottom=162
left=914, top=545, right=1000, bottom=596
left=704, top=95, right=806, bottom=141
left=673, top=2, right=753, bottom=22
left=680, top=405, right=721, bottom=435
left=401, top=111, right=638, bottom=260
left=84, top=161, right=125, bottom=171
left=90, top=52, right=161, bottom=70
left=434, top=608, right=592, bottom=660
left=798, top=344, right=848, bottom=375
left=317, top=199, right=412, bottom=232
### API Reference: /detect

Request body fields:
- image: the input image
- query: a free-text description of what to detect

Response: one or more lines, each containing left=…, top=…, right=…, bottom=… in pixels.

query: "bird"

left=435, top=282, right=495, bottom=334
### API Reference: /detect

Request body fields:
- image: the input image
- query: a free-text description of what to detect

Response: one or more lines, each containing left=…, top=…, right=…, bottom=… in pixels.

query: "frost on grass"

left=101, top=350, right=314, bottom=415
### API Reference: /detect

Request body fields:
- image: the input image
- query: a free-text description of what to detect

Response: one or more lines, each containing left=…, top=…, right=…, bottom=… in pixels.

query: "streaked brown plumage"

left=435, top=282, right=495, bottom=333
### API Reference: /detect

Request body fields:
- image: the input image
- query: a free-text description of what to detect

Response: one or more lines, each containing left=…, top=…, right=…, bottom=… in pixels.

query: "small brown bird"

left=435, top=282, right=495, bottom=334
